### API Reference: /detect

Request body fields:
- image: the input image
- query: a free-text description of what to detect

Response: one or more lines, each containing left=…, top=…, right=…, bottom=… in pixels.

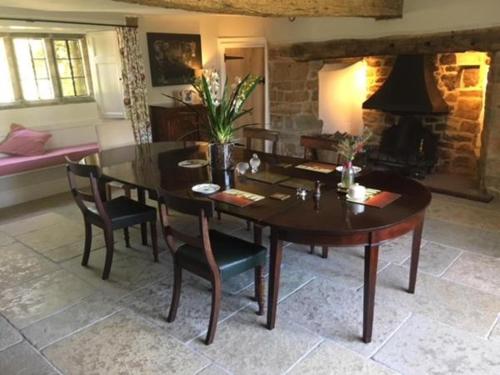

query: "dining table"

left=80, top=141, right=432, bottom=343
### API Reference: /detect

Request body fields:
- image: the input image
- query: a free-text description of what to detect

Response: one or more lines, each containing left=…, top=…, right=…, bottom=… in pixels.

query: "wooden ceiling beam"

left=112, top=0, right=403, bottom=18
left=278, top=26, right=500, bottom=61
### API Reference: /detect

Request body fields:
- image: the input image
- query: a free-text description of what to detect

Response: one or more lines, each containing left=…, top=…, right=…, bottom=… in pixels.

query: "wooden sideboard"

left=149, top=104, right=207, bottom=142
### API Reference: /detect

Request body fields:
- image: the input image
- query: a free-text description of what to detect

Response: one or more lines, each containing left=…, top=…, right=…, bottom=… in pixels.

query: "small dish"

left=178, top=159, right=209, bottom=168
left=192, top=183, right=220, bottom=195
left=335, top=165, right=362, bottom=174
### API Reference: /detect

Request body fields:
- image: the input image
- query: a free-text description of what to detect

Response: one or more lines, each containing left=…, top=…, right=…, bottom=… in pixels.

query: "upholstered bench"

left=0, top=143, right=98, bottom=177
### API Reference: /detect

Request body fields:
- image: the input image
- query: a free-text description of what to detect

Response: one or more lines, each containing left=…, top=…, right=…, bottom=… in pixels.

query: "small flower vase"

left=208, top=143, right=234, bottom=170
left=341, top=161, right=355, bottom=189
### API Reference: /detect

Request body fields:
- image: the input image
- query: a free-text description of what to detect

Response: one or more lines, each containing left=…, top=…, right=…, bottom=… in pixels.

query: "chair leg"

left=123, top=227, right=130, bottom=248
left=151, top=221, right=159, bottom=262
left=167, top=262, right=182, bottom=322
left=217, top=210, right=222, bottom=221
left=205, top=279, right=222, bottom=345
left=81, top=220, right=92, bottom=266
left=124, top=185, right=131, bottom=198
left=246, top=220, right=252, bottom=231
left=321, top=246, right=329, bottom=259
left=255, top=266, right=265, bottom=316
left=102, top=228, right=114, bottom=280
left=105, top=184, right=112, bottom=200
left=309, top=245, right=315, bottom=254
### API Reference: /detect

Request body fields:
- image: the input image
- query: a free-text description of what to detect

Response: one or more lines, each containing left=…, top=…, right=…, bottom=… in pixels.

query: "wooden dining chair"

left=66, top=157, right=158, bottom=280
left=300, top=134, right=344, bottom=259
left=157, top=189, right=266, bottom=345
left=243, top=127, right=280, bottom=155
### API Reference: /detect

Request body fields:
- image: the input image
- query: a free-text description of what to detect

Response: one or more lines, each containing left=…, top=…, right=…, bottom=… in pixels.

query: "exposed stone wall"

left=482, top=52, right=500, bottom=195
left=268, top=53, right=324, bottom=156
left=362, top=53, right=489, bottom=176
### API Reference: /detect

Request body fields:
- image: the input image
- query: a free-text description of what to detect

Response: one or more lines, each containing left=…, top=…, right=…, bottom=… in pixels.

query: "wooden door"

left=224, top=47, right=265, bottom=144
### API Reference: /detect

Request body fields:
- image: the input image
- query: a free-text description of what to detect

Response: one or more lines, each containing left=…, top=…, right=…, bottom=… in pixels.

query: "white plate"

left=178, top=159, right=209, bottom=168
left=192, top=183, right=220, bottom=195
left=335, top=165, right=362, bottom=174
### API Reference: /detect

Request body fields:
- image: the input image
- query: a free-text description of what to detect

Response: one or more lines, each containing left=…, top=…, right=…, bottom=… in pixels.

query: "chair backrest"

left=95, top=120, right=135, bottom=151
left=157, top=188, right=219, bottom=279
left=300, top=135, right=342, bottom=164
left=66, top=157, right=109, bottom=221
left=243, top=127, right=280, bottom=155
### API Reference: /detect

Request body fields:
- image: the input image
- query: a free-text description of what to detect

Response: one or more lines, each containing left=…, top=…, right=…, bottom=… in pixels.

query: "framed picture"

left=147, top=33, right=202, bottom=87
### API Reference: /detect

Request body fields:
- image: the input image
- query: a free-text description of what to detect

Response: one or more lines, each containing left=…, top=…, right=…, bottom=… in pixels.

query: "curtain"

left=116, top=27, right=152, bottom=144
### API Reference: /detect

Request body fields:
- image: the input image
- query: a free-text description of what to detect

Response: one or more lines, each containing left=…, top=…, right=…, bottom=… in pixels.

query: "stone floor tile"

left=60, top=247, right=169, bottom=299
left=377, top=264, right=500, bottom=336
left=0, top=341, right=58, bottom=375
left=197, top=364, right=232, bottom=375
left=43, top=309, right=209, bottom=375
left=277, top=277, right=410, bottom=357
left=283, top=244, right=388, bottom=289
left=42, top=234, right=106, bottom=263
left=288, top=339, right=397, bottom=375
left=0, top=212, right=66, bottom=237
left=443, top=252, right=500, bottom=297
left=0, top=314, right=23, bottom=352
left=123, top=276, right=252, bottom=343
left=374, top=314, right=500, bottom=375
left=402, top=241, right=461, bottom=276
left=16, top=220, right=87, bottom=254
left=0, top=241, right=59, bottom=290
left=22, top=293, right=121, bottom=349
left=0, top=269, right=95, bottom=329
left=335, top=232, right=425, bottom=265
left=0, top=230, right=15, bottom=246
left=423, top=218, right=500, bottom=257
left=191, top=308, right=322, bottom=375
left=489, top=319, right=500, bottom=342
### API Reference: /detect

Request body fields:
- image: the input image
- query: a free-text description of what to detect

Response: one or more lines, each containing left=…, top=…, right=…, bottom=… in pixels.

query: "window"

left=0, top=34, right=93, bottom=108
left=0, top=39, right=15, bottom=103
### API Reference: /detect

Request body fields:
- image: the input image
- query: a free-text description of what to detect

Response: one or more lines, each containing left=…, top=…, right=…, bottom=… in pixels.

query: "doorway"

left=218, top=38, right=269, bottom=146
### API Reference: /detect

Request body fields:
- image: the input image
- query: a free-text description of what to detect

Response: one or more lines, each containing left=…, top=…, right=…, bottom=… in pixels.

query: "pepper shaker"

left=314, top=180, right=321, bottom=198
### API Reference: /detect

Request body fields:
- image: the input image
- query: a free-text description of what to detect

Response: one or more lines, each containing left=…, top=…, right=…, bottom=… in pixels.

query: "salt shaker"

left=249, top=153, right=261, bottom=174
left=314, top=180, right=321, bottom=198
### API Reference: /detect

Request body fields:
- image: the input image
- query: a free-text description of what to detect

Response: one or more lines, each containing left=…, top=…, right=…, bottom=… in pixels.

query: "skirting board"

left=0, top=165, right=70, bottom=208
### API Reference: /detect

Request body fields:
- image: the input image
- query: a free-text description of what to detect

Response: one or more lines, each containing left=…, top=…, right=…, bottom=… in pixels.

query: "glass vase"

left=341, top=161, right=355, bottom=189
left=208, top=143, right=234, bottom=170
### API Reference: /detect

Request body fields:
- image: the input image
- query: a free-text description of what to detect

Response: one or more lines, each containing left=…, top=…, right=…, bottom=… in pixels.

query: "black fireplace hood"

left=362, top=54, right=449, bottom=114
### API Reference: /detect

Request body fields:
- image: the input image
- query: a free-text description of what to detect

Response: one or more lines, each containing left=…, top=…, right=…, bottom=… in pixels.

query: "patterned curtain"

left=116, top=27, right=152, bottom=144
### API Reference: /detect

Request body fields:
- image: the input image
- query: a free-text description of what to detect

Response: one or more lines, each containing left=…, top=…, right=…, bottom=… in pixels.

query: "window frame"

left=0, top=32, right=94, bottom=109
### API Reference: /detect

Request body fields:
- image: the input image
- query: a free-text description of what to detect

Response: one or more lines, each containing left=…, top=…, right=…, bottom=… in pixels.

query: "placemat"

left=295, top=161, right=336, bottom=174
left=279, top=178, right=316, bottom=191
left=245, top=171, right=290, bottom=184
left=346, top=188, right=401, bottom=208
left=210, top=189, right=265, bottom=208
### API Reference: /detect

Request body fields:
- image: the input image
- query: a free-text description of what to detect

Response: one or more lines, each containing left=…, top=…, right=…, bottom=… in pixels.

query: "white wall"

left=265, top=0, right=500, bottom=44
left=138, top=14, right=267, bottom=105
left=319, top=62, right=366, bottom=135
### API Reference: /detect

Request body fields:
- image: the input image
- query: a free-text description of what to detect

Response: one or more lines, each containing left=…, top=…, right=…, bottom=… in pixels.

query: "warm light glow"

left=319, top=60, right=367, bottom=135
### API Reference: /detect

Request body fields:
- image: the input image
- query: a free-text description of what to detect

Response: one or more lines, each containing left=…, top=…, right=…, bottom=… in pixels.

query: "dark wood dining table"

left=80, top=141, right=432, bottom=343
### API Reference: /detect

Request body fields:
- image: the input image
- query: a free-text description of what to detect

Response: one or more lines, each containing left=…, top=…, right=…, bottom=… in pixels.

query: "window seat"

left=0, top=143, right=98, bottom=177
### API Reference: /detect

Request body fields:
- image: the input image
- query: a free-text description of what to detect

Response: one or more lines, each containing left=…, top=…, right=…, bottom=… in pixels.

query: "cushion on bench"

left=0, top=143, right=99, bottom=177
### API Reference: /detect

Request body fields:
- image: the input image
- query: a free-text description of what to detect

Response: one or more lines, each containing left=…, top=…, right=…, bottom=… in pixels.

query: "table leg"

left=267, top=229, right=283, bottom=330
left=363, top=243, right=379, bottom=343
left=409, top=218, right=424, bottom=293
left=253, top=224, right=263, bottom=246
left=137, top=188, right=148, bottom=246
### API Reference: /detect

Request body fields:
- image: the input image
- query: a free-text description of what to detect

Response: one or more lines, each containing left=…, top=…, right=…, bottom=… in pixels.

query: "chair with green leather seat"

left=157, top=188, right=266, bottom=345
left=66, top=157, right=159, bottom=280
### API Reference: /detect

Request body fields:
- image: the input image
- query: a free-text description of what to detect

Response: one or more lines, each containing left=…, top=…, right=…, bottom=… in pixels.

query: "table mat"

left=295, top=161, right=336, bottom=174
left=279, top=178, right=316, bottom=191
left=210, top=189, right=265, bottom=208
left=245, top=171, right=290, bottom=184
left=346, top=188, right=401, bottom=208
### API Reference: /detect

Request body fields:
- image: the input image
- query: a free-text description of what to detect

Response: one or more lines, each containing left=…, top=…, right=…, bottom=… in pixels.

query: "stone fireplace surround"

left=268, top=28, right=500, bottom=196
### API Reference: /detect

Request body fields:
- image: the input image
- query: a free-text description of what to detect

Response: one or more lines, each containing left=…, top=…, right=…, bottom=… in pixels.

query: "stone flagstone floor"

left=0, top=192, right=500, bottom=374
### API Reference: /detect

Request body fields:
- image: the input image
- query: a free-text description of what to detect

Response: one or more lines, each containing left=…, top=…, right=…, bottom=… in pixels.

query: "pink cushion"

left=0, top=124, right=52, bottom=156
left=0, top=143, right=99, bottom=177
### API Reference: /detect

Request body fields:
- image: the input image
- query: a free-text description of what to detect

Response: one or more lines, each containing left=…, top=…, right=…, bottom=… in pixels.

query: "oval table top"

left=80, top=141, right=432, bottom=236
